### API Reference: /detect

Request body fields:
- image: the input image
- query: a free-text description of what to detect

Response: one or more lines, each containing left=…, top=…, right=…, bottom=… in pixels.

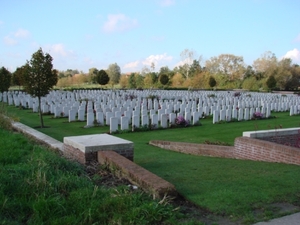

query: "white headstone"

left=69, top=109, right=77, bottom=122
left=121, top=116, right=129, bottom=130
left=78, top=109, right=85, bottom=121
left=132, top=115, right=140, bottom=131
left=160, top=114, right=168, bottom=128
left=110, top=117, right=118, bottom=133
left=151, top=114, right=158, bottom=129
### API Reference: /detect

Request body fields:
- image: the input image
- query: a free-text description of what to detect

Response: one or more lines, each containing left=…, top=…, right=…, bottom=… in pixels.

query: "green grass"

left=0, top=128, right=192, bottom=225
left=3, top=103, right=300, bottom=224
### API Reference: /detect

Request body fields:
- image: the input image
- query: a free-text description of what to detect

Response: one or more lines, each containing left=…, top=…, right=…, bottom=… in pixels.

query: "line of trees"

left=53, top=50, right=299, bottom=91
left=118, top=51, right=300, bottom=91
left=2, top=50, right=300, bottom=92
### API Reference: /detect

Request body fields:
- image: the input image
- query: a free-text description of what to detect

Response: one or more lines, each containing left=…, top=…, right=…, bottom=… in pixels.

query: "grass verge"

left=0, top=127, right=197, bottom=224
left=3, top=103, right=300, bottom=224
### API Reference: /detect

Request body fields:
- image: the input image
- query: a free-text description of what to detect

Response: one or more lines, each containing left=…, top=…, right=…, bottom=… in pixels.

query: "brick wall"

left=150, top=138, right=300, bottom=166
left=98, top=151, right=177, bottom=199
left=149, top=140, right=235, bottom=158
left=63, top=143, right=134, bottom=165
left=257, top=134, right=300, bottom=148
left=234, top=137, right=300, bottom=165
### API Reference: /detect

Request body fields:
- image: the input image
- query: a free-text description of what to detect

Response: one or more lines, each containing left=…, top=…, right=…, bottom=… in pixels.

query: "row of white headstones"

left=1, top=90, right=300, bottom=133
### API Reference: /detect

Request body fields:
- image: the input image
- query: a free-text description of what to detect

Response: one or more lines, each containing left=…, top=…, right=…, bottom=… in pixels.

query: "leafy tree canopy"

left=23, top=48, right=58, bottom=127
left=266, top=75, right=277, bottom=90
left=159, top=74, right=169, bottom=86
left=95, top=69, right=109, bottom=86
left=208, top=76, right=217, bottom=88
left=107, top=63, right=121, bottom=85
left=23, top=48, right=57, bottom=98
left=0, top=67, right=12, bottom=92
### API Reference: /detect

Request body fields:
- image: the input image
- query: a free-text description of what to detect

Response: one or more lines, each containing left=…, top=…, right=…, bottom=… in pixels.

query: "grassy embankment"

left=3, top=102, right=300, bottom=224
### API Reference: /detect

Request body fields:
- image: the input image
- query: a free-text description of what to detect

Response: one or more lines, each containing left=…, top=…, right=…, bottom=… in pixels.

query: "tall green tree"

left=128, top=73, right=136, bottom=89
left=0, top=67, right=12, bottom=92
left=88, top=67, right=98, bottom=83
left=266, top=75, right=277, bottom=91
left=12, top=66, right=26, bottom=89
left=23, top=48, right=58, bottom=128
left=205, top=54, right=245, bottom=81
left=159, top=74, right=169, bottom=86
left=208, top=76, right=217, bottom=89
left=189, top=59, right=202, bottom=78
left=135, top=74, right=144, bottom=88
left=95, top=69, right=109, bottom=87
left=107, top=63, right=121, bottom=87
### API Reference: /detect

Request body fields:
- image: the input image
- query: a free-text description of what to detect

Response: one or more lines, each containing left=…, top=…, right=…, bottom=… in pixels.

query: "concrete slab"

left=63, top=134, right=133, bottom=153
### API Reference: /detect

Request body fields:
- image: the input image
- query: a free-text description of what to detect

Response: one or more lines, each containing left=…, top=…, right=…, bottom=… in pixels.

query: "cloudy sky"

left=1, top=0, right=299, bottom=73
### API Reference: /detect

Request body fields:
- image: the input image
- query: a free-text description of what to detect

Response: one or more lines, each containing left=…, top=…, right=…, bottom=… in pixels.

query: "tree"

left=243, top=66, right=255, bottom=79
left=252, top=51, right=277, bottom=74
left=190, top=71, right=211, bottom=89
left=65, top=69, right=79, bottom=77
left=128, top=73, right=136, bottom=89
left=119, top=75, right=128, bottom=88
left=88, top=67, right=98, bottom=83
left=107, top=63, right=121, bottom=87
left=180, top=49, right=195, bottom=79
left=95, top=69, right=109, bottom=87
left=205, top=54, right=245, bottom=81
left=266, top=75, right=277, bottom=91
left=159, top=74, right=169, bottom=86
left=242, top=77, right=261, bottom=91
left=143, top=72, right=158, bottom=88
left=171, top=73, right=185, bottom=87
left=23, top=48, right=58, bottom=128
left=189, top=59, right=202, bottom=78
left=208, top=76, right=217, bottom=89
left=0, top=67, right=12, bottom=92
left=12, top=66, right=26, bottom=89
left=135, top=74, right=144, bottom=88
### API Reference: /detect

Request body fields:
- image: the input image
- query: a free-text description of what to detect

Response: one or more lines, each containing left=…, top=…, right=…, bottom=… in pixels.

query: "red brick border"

left=150, top=138, right=300, bottom=166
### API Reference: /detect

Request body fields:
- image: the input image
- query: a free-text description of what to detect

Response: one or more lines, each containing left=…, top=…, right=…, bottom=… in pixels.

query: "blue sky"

left=1, top=0, right=299, bottom=73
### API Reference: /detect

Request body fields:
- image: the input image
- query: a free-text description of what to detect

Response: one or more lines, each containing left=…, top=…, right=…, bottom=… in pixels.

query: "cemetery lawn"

left=0, top=127, right=185, bottom=225
left=4, top=104, right=300, bottom=224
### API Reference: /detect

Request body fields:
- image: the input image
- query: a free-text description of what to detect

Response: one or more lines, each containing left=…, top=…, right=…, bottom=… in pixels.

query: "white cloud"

left=42, top=44, right=77, bottom=69
left=160, top=0, right=175, bottom=7
left=124, top=60, right=139, bottom=69
left=3, top=35, right=17, bottom=45
left=102, top=14, right=138, bottom=33
left=14, top=28, right=30, bottom=38
left=142, top=53, right=173, bottom=67
left=174, top=58, right=192, bottom=68
left=283, top=48, right=300, bottom=63
left=3, top=28, right=30, bottom=46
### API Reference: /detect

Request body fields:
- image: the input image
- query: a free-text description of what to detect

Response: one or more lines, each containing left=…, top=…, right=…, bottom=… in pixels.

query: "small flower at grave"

left=252, top=111, right=264, bottom=119
left=175, top=115, right=190, bottom=127
left=233, top=92, right=241, bottom=97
